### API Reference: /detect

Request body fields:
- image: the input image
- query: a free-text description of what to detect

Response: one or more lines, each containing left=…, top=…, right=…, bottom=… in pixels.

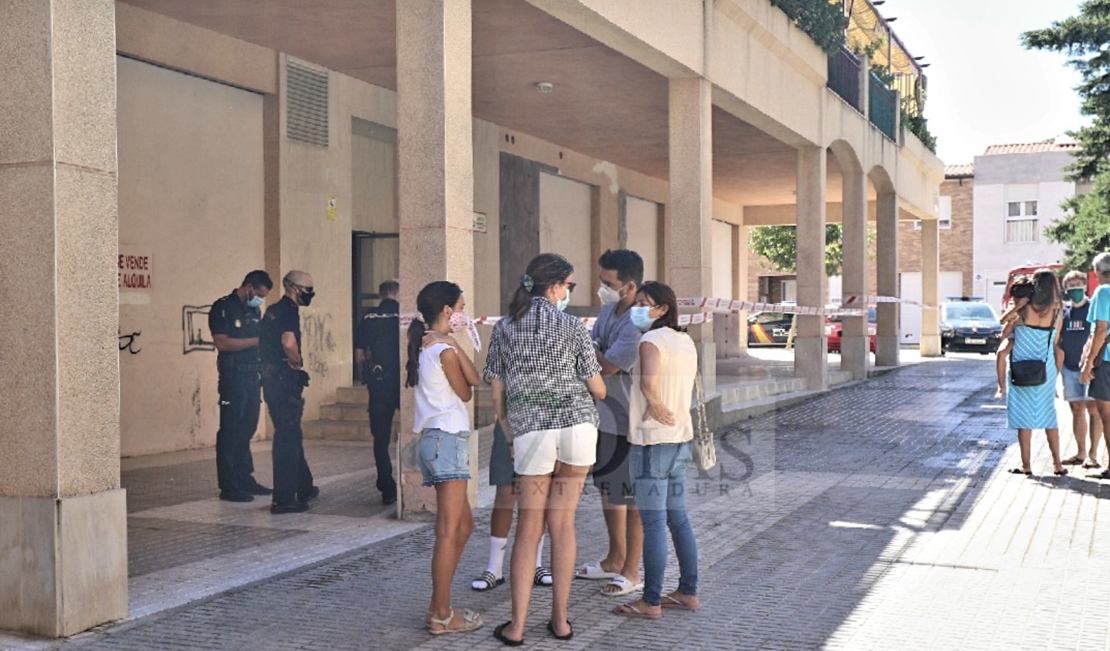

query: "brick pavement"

left=6, top=355, right=1110, bottom=651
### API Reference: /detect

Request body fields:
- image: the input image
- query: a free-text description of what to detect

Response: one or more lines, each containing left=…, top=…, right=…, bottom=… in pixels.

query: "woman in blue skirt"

left=1002, top=269, right=1064, bottom=476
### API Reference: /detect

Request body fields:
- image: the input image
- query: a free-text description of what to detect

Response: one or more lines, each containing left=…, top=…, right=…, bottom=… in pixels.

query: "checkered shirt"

left=484, top=297, right=601, bottom=435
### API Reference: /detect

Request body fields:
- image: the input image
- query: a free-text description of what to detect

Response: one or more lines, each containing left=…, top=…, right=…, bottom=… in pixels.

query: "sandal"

left=493, top=621, right=523, bottom=646
left=660, top=593, right=701, bottom=611
left=612, top=602, right=662, bottom=620
left=547, top=620, right=573, bottom=640
left=575, top=561, right=618, bottom=580
left=1008, top=468, right=1033, bottom=476
left=1062, top=455, right=1085, bottom=465
left=428, top=607, right=483, bottom=635
left=471, top=570, right=504, bottom=591
left=602, top=574, right=644, bottom=597
left=533, top=566, right=552, bottom=587
left=1054, top=468, right=1068, bottom=476
left=1083, top=459, right=1102, bottom=469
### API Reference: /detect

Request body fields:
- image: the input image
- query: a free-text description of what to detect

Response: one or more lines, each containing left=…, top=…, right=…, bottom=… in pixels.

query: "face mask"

left=1067, top=288, right=1086, bottom=303
left=298, top=287, right=315, bottom=307
left=630, top=306, right=656, bottom=331
left=557, top=286, right=572, bottom=312
left=448, top=310, right=469, bottom=333
left=247, top=295, right=265, bottom=309
left=597, top=284, right=622, bottom=305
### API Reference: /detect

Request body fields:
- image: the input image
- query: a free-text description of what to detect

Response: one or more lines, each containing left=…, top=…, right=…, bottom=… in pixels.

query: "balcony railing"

left=827, top=46, right=862, bottom=112
left=868, top=73, right=897, bottom=141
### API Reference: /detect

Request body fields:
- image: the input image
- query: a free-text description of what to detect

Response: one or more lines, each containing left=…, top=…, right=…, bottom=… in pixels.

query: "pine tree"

left=1022, top=0, right=1110, bottom=269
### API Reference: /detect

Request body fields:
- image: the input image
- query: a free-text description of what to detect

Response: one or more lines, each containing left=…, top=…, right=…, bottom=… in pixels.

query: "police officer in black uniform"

left=355, top=280, right=401, bottom=505
left=209, top=270, right=273, bottom=502
left=260, top=270, right=319, bottom=514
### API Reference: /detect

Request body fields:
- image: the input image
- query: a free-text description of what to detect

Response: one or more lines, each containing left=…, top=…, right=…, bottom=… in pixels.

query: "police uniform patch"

left=234, top=319, right=241, bottom=328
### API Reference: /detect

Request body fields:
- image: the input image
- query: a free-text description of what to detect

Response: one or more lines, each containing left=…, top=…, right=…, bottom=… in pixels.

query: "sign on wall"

left=119, top=251, right=153, bottom=304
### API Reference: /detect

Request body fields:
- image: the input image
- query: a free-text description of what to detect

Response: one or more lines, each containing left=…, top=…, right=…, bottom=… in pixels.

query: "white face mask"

left=597, top=284, right=622, bottom=305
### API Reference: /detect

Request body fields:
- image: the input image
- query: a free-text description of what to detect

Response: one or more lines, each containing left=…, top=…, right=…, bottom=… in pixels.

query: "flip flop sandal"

left=493, top=621, right=523, bottom=646
left=533, top=566, right=552, bottom=587
left=1008, top=468, right=1033, bottom=476
left=612, top=603, right=662, bottom=620
left=471, top=571, right=505, bottom=591
left=602, top=574, right=644, bottom=597
left=1084, top=460, right=1102, bottom=469
left=1062, top=456, right=1085, bottom=465
left=547, top=620, right=573, bottom=640
left=660, top=594, right=700, bottom=611
left=428, top=607, right=483, bottom=635
left=575, top=561, right=618, bottom=580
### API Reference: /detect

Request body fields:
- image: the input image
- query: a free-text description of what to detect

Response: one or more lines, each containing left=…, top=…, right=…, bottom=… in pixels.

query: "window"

left=1005, top=200, right=1037, bottom=243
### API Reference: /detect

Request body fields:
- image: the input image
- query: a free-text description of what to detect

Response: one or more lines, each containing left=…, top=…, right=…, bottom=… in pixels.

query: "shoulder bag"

left=692, top=374, right=717, bottom=470
left=1009, top=310, right=1056, bottom=387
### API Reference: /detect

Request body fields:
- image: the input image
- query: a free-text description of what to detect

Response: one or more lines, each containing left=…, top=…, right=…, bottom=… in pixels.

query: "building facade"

left=0, top=0, right=943, bottom=636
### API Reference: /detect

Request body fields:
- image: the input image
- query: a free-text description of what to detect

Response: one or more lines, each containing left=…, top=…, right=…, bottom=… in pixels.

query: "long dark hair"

left=405, top=281, right=463, bottom=388
left=637, top=281, right=681, bottom=332
left=1029, top=268, right=1059, bottom=313
left=508, top=253, right=574, bottom=322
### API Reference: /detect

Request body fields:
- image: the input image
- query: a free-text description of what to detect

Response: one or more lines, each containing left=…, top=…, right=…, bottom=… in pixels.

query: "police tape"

left=357, top=292, right=929, bottom=328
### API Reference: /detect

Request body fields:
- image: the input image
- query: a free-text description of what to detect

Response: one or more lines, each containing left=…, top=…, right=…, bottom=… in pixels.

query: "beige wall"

left=540, top=172, right=593, bottom=306
left=625, top=195, right=662, bottom=281
left=117, top=56, right=265, bottom=456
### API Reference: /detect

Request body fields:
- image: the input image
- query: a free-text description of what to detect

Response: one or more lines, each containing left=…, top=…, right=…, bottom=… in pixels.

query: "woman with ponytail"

left=484, top=253, right=606, bottom=645
left=406, top=281, right=483, bottom=635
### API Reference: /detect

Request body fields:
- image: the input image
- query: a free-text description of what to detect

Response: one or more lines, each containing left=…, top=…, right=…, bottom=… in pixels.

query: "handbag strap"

left=693, top=374, right=711, bottom=440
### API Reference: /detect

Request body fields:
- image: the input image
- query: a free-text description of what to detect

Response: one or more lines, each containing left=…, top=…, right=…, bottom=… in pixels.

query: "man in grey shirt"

left=576, top=249, right=646, bottom=597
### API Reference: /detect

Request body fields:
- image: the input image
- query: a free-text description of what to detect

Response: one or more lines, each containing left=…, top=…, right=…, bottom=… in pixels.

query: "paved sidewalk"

left=6, top=355, right=1110, bottom=651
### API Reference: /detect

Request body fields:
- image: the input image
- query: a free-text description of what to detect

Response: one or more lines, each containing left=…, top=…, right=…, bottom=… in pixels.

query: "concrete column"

left=735, top=223, right=749, bottom=356
left=794, top=147, right=828, bottom=390
left=840, top=160, right=869, bottom=380
left=875, top=190, right=901, bottom=366
left=668, top=77, right=715, bottom=393
left=920, top=218, right=942, bottom=356
left=859, top=55, right=871, bottom=118
left=395, top=0, right=475, bottom=517
left=0, top=0, right=126, bottom=637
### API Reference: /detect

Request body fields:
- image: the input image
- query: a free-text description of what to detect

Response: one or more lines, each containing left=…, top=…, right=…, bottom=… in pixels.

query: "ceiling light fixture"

left=536, top=82, right=554, bottom=93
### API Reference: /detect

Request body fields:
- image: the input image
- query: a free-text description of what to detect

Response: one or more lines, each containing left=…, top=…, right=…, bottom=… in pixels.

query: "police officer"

left=209, top=270, right=273, bottom=502
left=355, top=280, right=400, bottom=505
left=260, top=270, right=319, bottom=514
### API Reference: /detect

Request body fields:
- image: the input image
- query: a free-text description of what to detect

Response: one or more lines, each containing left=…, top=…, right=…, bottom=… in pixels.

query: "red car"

left=827, top=307, right=876, bottom=353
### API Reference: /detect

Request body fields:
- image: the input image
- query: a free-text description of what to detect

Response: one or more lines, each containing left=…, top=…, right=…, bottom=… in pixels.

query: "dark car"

left=827, top=307, right=876, bottom=353
left=940, top=301, right=1002, bottom=354
left=747, top=311, right=796, bottom=346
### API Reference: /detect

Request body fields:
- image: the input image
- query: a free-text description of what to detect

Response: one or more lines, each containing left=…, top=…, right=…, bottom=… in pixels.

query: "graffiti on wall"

left=302, top=312, right=336, bottom=378
left=119, top=330, right=143, bottom=355
left=182, top=305, right=215, bottom=354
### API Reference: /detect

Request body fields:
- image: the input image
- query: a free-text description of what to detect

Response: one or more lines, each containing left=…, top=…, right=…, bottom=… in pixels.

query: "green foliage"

left=1044, top=171, right=1110, bottom=271
left=749, top=224, right=846, bottom=277
left=1022, top=0, right=1110, bottom=181
left=1023, top=1, right=1110, bottom=264
left=901, top=110, right=937, bottom=153
left=769, top=0, right=850, bottom=54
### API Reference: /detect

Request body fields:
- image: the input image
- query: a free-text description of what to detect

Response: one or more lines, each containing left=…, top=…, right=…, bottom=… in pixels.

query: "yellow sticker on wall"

left=326, top=196, right=338, bottom=221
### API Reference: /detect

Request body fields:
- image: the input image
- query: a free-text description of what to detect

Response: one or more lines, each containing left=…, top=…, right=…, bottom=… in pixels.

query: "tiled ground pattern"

left=11, top=356, right=1110, bottom=651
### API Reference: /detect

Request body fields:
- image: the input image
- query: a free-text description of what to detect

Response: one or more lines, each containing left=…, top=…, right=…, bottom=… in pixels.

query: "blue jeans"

left=631, top=441, right=698, bottom=606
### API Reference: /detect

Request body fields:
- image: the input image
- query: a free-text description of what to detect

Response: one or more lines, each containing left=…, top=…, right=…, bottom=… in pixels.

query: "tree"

left=768, top=0, right=849, bottom=54
left=749, top=224, right=846, bottom=277
left=1046, top=174, right=1110, bottom=271
left=1023, top=2, right=1110, bottom=270
left=1022, top=0, right=1110, bottom=181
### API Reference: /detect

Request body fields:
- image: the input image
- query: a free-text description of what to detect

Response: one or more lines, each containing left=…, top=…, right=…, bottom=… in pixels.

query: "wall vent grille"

left=287, top=63, right=328, bottom=147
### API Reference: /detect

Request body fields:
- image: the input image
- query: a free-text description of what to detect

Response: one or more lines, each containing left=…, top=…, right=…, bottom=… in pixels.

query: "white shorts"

left=513, top=422, right=598, bottom=476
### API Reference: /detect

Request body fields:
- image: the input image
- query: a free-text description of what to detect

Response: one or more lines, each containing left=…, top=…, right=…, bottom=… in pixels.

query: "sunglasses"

left=565, top=282, right=577, bottom=292
left=295, top=284, right=315, bottom=295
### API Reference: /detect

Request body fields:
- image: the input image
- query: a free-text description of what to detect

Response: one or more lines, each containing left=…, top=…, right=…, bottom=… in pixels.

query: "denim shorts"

left=1061, top=367, right=1092, bottom=402
left=418, top=428, right=471, bottom=486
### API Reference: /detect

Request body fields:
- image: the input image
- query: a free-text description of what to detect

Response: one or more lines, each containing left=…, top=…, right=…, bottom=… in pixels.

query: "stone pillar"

left=668, top=77, right=715, bottom=393
left=735, top=223, right=749, bottom=356
left=875, top=190, right=901, bottom=366
left=920, top=218, right=942, bottom=357
left=840, top=160, right=869, bottom=380
left=0, top=0, right=126, bottom=637
left=395, top=0, right=475, bottom=517
left=794, top=147, right=828, bottom=390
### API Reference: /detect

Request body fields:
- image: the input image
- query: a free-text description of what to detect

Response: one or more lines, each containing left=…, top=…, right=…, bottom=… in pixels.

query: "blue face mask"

left=247, top=295, right=265, bottom=309
left=630, top=305, right=656, bottom=331
left=556, top=286, right=571, bottom=312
